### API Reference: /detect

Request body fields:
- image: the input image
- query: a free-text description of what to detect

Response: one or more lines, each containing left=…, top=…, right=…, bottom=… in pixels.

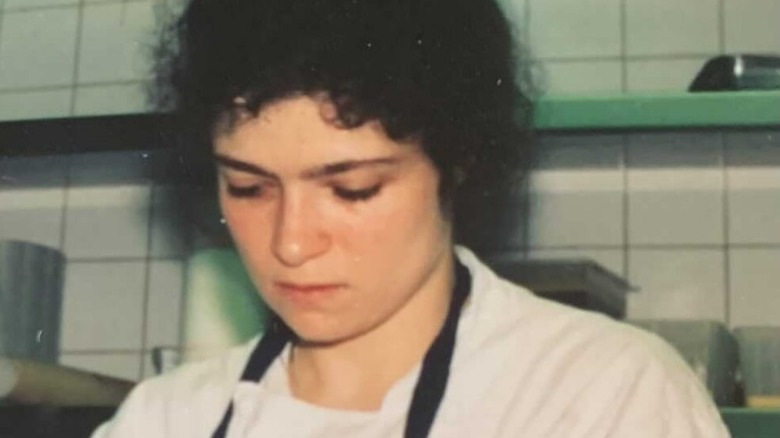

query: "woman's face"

left=214, top=96, right=453, bottom=345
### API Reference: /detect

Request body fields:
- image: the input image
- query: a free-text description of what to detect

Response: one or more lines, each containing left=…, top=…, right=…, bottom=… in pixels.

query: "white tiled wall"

left=529, top=0, right=622, bottom=59
left=145, top=259, right=184, bottom=350
left=0, top=188, right=66, bottom=248
left=627, top=248, right=727, bottom=320
left=625, top=0, right=721, bottom=57
left=0, top=7, right=80, bottom=89
left=526, top=129, right=780, bottom=327
left=0, top=0, right=776, bottom=122
left=0, top=89, right=73, bottom=121
left=726, top=131, right=780, bottom=244
left=723, top=0, right=780, bottom=53
left=626, top=133, right=724, bottom=245
left=518, top=0, right=780, bottom=94
left=3, top=0, right=80, bottom=9
left=527, top=134, right=624, bottom=247
left=78, top=1, right=157, bottom=83
left=60, top=261, right=147, bottom=351
left=729, top=248, right=780, bottom=326
left=73, top=82, right=149, bottom=116
left=63, top=185, right=152, bottom=258
left=624, top=57, right=711, bottom=93
left=0, top=151, right=188, bottom=381
left=526, top=247, right=625, bottom=280
left=542, top=60, right=623, bottom=95
left=0, top=0, right=158, bottom=121
left=0, top=0, right=779, bottom=381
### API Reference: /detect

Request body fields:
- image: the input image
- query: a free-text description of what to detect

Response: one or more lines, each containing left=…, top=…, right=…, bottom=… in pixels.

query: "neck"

left=286, top=249, right=456, bottom=411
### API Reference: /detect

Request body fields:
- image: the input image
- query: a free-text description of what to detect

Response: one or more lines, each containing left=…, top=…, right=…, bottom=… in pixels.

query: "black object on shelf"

left=486, top=258, right=632, bottom=319
left=690, top=55, right=780, bottom=92
left=0, top=405, right=116, bottom=438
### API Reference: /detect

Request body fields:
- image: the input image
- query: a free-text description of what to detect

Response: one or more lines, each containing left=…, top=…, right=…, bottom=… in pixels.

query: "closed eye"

left=226, top=183, right=263, bottom=198
left=333, top=184, right=382, bottom=202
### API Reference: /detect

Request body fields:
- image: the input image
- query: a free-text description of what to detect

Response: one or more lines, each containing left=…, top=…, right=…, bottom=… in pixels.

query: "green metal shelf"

left=2, top=90, right=779, bottom=157
left=534, top=90, right=780, bottom=130
left=720, top=408, right=780, bottom=438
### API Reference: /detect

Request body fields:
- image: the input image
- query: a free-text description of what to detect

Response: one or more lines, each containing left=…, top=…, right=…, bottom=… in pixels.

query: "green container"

left=182, top=248, right=268, bottom=362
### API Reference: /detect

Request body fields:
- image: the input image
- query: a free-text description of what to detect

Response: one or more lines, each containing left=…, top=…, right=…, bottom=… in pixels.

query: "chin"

left=280, top=313, right=361, bottom=347
left=290, top=326, right=361, bottom=349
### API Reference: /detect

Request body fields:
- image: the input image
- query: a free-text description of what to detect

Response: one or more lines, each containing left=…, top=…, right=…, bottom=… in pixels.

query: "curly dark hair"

left=153, top=0, right=533, bottom=220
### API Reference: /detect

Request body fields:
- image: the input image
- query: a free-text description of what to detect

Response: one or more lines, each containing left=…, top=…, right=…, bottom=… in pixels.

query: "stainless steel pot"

left=0, top=240, right=64, bottom=364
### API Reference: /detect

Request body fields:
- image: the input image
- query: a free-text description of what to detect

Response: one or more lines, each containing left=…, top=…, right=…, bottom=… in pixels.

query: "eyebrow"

left=213, top=154, right=401, bottom=180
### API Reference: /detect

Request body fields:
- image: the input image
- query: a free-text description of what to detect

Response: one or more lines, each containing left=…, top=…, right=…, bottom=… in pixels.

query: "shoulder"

left=457, top=245, right=693, bottom=365
left=93, top=337, right=259, bottom=437
left=453, top=247, right=728, bottom=436
left=457, top=245, right=706, bottom=396
left=456, top=246, right=643, bottom=355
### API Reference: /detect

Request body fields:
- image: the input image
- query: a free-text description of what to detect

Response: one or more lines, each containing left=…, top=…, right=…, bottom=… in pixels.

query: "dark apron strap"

left=404, top=259, right=470, bottom=438
left=212, top=259, right=471, bottom=438
left=211, top=318, right=291, bottom=437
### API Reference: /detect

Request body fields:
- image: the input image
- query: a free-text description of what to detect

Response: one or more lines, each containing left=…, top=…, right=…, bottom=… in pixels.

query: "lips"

left=274, top=282, right=343, bottom=294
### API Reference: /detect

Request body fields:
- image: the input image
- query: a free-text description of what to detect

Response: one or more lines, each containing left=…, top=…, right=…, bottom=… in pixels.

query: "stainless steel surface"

left=0, top=241, right=64, bottom=364
left=0, top=358, right=134, bottom=406
left=690, top=54, right=780, bottom=91
left=486, top=257, right=633, bottom=319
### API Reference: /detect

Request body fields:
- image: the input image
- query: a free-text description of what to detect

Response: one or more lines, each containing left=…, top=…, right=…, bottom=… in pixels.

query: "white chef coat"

left=93, top=247, right=730, bottom=437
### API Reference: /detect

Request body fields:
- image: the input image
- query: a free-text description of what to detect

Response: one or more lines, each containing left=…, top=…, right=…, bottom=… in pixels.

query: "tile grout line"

left=721, top=133, right=732, bottom=326
left=523, top=0, right=531, bottom=52
left=0, top=7, right=4, bottom=96
left=717, top=0, right=726, bottom=55
left=2, top=3, right=83, bottom=14
left=67, top=255, right=181, bottom=263
left=59, top=165, right=72, bottom=253
left=175, top=252, right=189, bottom=353
left=137, top=181, right=156, bottom=379
left=2, top=0, right=146, bottom=15
left=521, top=0, right=531, bottom=259
left=621, top=133, right=630, bottom=280
left=0, top=4, right=4, bottom=49
left=0, top=79, right=147, bottom=95
left=57, top=160, right=74, bottom=254
left=522, top=175, right=531, bottom=259
left=68, top=0, right=86, bottom=115
left=540, top=53, right=717, bottom=63
left=619, top=0, right=628, bottom=93
left=55, top=156, right=73, bottom=367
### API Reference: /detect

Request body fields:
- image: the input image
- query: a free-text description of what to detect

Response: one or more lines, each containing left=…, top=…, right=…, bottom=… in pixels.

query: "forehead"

left=213, top=96, right=423, bottom=169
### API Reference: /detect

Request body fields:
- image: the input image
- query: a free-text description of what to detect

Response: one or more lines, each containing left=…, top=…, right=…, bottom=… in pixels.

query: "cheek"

left=220, top=197, right=274, bottom=254
left=333, top=174, right=444, bottom=253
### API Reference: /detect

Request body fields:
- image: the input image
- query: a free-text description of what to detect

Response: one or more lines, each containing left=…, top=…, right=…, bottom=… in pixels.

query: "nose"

left=271, top=190, right=331, bottom=267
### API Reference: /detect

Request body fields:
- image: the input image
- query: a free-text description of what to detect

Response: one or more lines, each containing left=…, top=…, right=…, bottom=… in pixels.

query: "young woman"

left=95, top=0, right=728, bottom=436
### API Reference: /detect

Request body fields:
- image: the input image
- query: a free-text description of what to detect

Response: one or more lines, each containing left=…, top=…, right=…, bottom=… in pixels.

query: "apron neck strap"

left=212, top=256, right=472, bottom=438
